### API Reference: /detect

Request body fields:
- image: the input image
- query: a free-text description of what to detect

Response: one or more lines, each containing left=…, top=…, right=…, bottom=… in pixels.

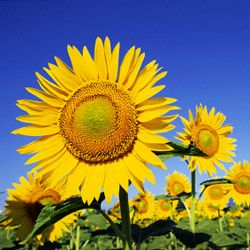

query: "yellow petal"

left=134, top=85, right=165, bottom=105
left=25, top=141, right=65, bottom=165
left=146, top=71, right=167, bottom=88
left=109, top=43, right=120, bottom=82
left=133, top=141, right=166, bottom=169
left=118, top=46, right=135, bottom=84
left=16, top=111, right=58, bottom=126
left=124, top=153, right=155, bottom=184
left=17, top=134, right=63, bottom=154
left=26, top=87, right=64, bottom=108
left=36, top=72, right=69, bottom=99
left=137, top=129, right=168, bottom=144
left=12, top=124, right=59, bottom=136
left=128, top=171, right=145, bottom=193
left=132, top=63, right=158, bottom=93
left=94, top=37, right=107, bottom=80
left=137, top=97, right=177, bottom=111
left=138, top=106, right=177, bottom=123
left=124, top=53, right=145, bottom=90
left=82, top=46, right=98, bottom=79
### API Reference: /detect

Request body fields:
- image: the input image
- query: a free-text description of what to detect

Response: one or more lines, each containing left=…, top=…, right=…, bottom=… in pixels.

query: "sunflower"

left=201, top=198, right=226, bottom=219
left=176, top=104, right=236, bottom=175
left=13, top=37, right=178, bottom=204
left=4, top=173, right=76, bottom=242
left=132, top=191, right=155, bottom=222
left=166, top=171, right=191, bottom=196
left=155, top=199, right=177, bottom=220
left=202, top=180, right=230, bottom=207
left=226, top=161, right=250, bottom=206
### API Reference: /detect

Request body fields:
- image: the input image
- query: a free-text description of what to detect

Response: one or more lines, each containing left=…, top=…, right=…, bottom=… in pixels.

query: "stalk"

left=119, top=186, right=133, bottom=250
left=75, top=225, right=80, bottom=250
left=190, top=169, right=196, bottom=233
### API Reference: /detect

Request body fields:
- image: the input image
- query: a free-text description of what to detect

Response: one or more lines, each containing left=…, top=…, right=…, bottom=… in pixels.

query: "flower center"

left=191, top=125, right=219, bottom=156
left=234, top=174, right=250, bottom=194
left=159, top=200, right=171, bottom=211
left=59, top=81, right=138, bottom=163
left=172, top=182, right=184, bottom=195
left=208, top=186, right=224, bottom=200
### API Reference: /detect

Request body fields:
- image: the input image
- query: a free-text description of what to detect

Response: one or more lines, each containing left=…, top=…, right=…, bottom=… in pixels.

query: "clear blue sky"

left=0, top=0, right=250, bottom=209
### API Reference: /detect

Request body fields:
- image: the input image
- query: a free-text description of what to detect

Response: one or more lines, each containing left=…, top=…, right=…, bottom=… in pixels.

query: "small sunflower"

left=202, top=181, right=230, bottom=207
left=201, top=198, right=226, bottom=219
left=166, top=171, right=191, bottom=196
left=226, top=161, right=250, bottom=206
left=155, top=199, right=177, bottom=220
left=4, top=173, right=76, bottom=242
left=13, top=37, right=179, bottom=204
left=132, top=191, right=155, bottom=222
left=176, top=104, right=236, bottom=175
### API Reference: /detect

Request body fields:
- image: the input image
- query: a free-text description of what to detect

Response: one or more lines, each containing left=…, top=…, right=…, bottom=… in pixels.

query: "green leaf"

left=85, top=213, right=109, bottom=229
left=23, top=194, right=105, bottom=243
left=136, top=219, right=175, bottom=243
left=155, top=141, right=207, bottom=161
left=0, top=238, right=15, bottom=249
left=155, top=192, right=191, bottom=201
left=200, top=178, right=233, bottom=187
left=209, top=232, right=247, bottom=248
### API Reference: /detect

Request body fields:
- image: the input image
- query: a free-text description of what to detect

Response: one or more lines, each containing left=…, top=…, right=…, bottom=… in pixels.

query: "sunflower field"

left=0, top=37, right=249, bottom=250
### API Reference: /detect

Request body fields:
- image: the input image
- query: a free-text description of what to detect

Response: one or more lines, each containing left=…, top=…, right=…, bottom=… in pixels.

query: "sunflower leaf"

left=23, top=193, right=105, bottom=243
left=155, top=142, right=207, bottom=161
left=155, top=192, right=191, bottom=201
left=200, top=178, right=233, bottom=187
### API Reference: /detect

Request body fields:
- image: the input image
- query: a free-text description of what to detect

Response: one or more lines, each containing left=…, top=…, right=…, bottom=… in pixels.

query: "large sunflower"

left=13, top=37, right=178, bottom=204
left=165, top=171, right=191, bottom=196
left=226, top=161, right=250, bottom=206
left=176, top=104, right=236, bottom=175
left=4, top=173, right=76, bottom=242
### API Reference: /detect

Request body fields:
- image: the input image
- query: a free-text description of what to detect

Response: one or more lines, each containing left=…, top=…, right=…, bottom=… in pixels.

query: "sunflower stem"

left=119, top=186, right=133, bottom=250
left=190, top=169, right=196, bottom=233
left=75, top=225, right=80, bottom=250
left=96, top=208, right=124, bottom=240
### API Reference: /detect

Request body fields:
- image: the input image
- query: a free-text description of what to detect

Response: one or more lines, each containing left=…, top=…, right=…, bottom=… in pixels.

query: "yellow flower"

left=176, top=104, right=236, bottom=175
left=166, top=171, right=191, bottom=196
left=201, top=199, right=226, bottom=219
left=226, top=161, right=250, bottom=206
left=4, top=173, right=76, bottom=242
left=202, top=182, right=230, bottom=207
left=132, top=191, right=155, bottom=222
left=13, top=37, right=179, bottom=204
left=155, top=199, right=177, bottom=220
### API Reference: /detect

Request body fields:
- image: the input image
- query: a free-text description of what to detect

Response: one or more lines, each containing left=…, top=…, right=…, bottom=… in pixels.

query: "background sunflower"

left=176, top=104, right=236, bottom=175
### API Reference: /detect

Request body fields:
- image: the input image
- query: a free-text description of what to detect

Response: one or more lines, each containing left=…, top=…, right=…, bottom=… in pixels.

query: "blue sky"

left=0, top=0, right=250, bottom=209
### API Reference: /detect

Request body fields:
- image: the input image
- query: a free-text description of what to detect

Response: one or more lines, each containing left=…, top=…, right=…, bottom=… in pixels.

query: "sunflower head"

left=13, top=37, right=179, bottom=204
left=132, top=191, right=155, bottom=222
left=226, top=161, right=250, bottom=206
left=166, top=171, right=191, bottom=196
left=4, top=173, right=76, bottom=242
left=176, top=104, right=236, bottom=175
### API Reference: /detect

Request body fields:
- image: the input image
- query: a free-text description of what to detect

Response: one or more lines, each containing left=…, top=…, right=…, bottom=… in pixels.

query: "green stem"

left=119, top=186, right=133, bottom=250
left=247, top=233, right=250, bottom=250
left=218, top=214, right=223, bottom=232
left=96, top=208, right=124, bottom=240
left=190, top=169, right=196, bottom=233
left=75, top=225, right=80, bottom=250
